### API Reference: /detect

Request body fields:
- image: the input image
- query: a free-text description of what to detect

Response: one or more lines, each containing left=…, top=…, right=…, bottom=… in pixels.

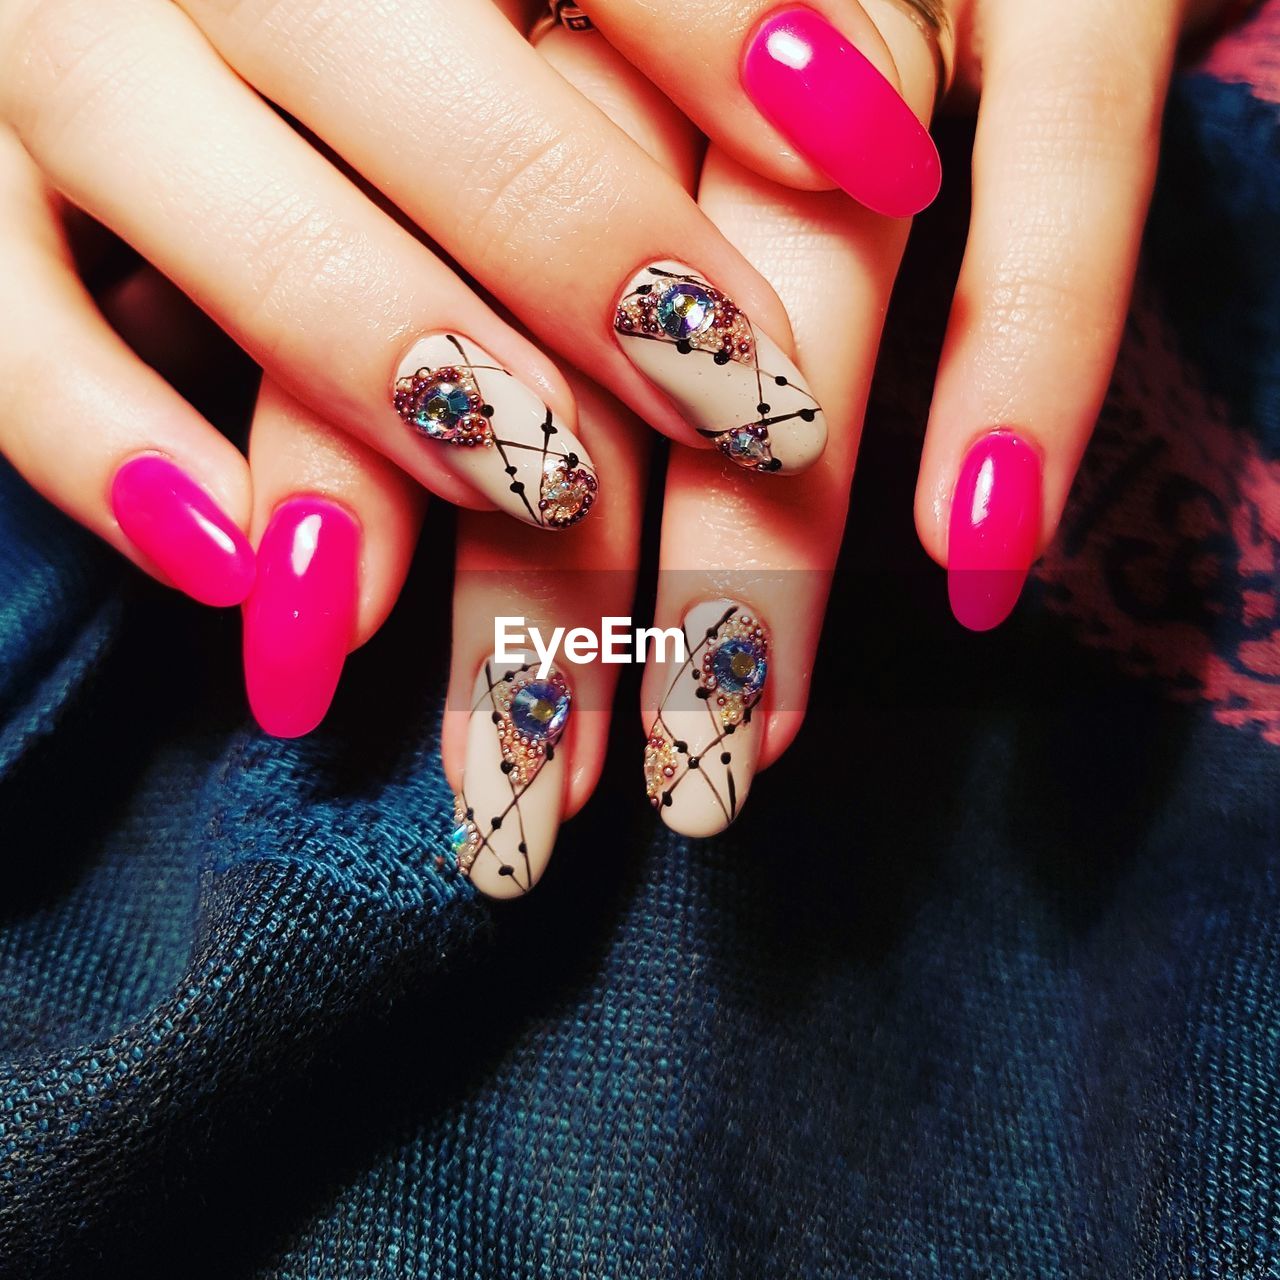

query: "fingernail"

left=947, top=430, right=1042, bottom=632
left=741, top=6, right=941, bottom=218
left=615, top=263, right=826, bottom=474
left=450, top=657, right=572, bottom=898
left=393, top=334, right=598, bottom=529
left=644, top=601, right=769, bottom=837
left=110, top=455, right=255, bottom=606
left=243, top=497, right=359, bottom=738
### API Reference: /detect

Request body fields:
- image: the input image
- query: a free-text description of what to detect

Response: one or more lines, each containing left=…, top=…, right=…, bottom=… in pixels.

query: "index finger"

left=576, top=0, right=944, bottom=216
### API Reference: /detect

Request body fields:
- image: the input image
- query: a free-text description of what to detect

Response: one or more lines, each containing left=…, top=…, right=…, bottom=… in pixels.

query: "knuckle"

left=453, top=107, right=619, bottom=270
left=997, top=42, right=1164, bottom=168
left=981, top=259, right=1101, bottom=348
left=0, top=0, right=149, bottom=152
left=232, top=187, right=370, bottom=354
left=235, top=190, right=350, bottom=327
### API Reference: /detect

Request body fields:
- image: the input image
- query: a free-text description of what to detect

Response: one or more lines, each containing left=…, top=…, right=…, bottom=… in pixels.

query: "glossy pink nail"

left=111, top=455, right=255, bottom=607
left=741, top=6, right=941, bottom=218
left=244, top=498, right=359, bottom=739
left=948, top=431, right=1042, bottom=632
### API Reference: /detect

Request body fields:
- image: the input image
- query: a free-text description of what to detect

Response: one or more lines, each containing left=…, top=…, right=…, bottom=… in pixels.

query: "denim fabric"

left=1, top=12, right=1279, bottom=1278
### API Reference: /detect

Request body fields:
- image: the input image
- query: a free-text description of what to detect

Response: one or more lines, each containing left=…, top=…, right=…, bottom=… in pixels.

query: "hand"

left=441, top=6, right=929, bottom=894
left=0, top=0, right=842, bottom=737
left=532, top=0, right=1232, bottom=629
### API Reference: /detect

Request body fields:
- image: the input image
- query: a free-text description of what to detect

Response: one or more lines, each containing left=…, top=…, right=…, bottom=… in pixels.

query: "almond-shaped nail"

left=243, top=497, right=359, bottom=738
left=742, top=6, right=941, bottom=218
left=644, top=601, right=769, bottom=837
left=614, top=263, right=826, bottom=474
left=392, top=334, right=598, bottom=529
left=111, top=455, right=254, bottom=606
left=947, top=430, right=1042, bottom=632
left=450, top=658, right=571, bottom=898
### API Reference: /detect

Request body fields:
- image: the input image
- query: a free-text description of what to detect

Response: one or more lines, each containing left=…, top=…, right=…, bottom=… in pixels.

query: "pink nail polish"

left=741, top=6, right=941, bottom=218
left=947, top=431, right=1042, bottom=632
left=111, top=455, right=255, bottom=607
left=244, top=497, right=359, bottom=739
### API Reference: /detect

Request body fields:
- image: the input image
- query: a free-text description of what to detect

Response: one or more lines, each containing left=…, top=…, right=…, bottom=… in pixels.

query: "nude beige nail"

left=643, top=600, right=770, bottom=837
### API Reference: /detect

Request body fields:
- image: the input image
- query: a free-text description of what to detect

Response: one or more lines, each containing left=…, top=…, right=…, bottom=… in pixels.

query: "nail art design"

left=393, top=335, right=598, bottom=529
left=644, top=601, right=769, bottom=837
left=614, top=263, right=826, bottom=474
left=451, top=658, right=572, bottom=898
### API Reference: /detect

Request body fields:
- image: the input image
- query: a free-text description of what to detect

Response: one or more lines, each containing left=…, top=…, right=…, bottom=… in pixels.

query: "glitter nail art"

left=644, top=601, right=770, bottom=836
left=394, top=335, right=597, bottom=529
left=451, top=659, right=572, bottom=897
left=615, top=264, right=826, bottom=475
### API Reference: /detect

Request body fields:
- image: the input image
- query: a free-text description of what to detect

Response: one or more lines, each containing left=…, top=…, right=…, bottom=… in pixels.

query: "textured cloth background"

left=1, top=9, right=1279, bottom=1277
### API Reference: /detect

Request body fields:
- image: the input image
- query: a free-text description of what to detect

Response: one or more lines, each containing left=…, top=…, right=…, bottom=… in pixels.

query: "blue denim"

left=1, top=42, right=1279, bottom=1280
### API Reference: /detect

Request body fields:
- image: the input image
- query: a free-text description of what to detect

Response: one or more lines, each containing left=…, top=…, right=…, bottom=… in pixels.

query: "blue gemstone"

left=656, top=283, right=716, bottom=340
left=712, top=638, right=766, bottom=696
left=726, top=430, right=769, bottom=465
left=449, top=822, right=472, bottom=858
left=413, top=381, right=471, bottom=432
left=511, top=682, right=570, bottom=741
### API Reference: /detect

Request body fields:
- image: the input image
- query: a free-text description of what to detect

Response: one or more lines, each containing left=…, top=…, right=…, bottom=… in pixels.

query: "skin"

left=0, top=0, right=1231, bottom=863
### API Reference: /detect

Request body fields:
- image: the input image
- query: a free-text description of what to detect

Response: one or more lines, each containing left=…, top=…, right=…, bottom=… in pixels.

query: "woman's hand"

left=440, top=7, right=929, bottom=893
left=438, top=0, right=1236, bottom=894
left=0, top=0, right=1237, bottom=897
left=0, top=0, right=854, bottom=734
left=0, top=2, right=835, bottom=618
left=537, top=0, right=1228, bottom=631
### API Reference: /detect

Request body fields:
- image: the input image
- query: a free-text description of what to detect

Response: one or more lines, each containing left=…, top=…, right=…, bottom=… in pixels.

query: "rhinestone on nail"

left=656, top=282, right=717, bottom=339
left=394, top=366, right=491, bottom=446
left=511, top=681, right=571, bottom=742
left=538, top=456, right=598, bottom=528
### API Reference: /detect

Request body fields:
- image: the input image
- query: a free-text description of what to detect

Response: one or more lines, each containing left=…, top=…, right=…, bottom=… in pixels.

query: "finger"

left=914, top=0, right=1179, bottom=630
left=0, top=126, right=253, bottom=606
left=167, top=0, right=829, bottom=472
left=0, top=0, right=599, bottom=531
left=640, top=161, right=906, bottom=835
left=439, top=27, right=695, bottom=898
left=243, top=376, right=425, bottom=737
left=640, top=15, right=940, bottom=835
left=443, top=378, right=648, bottom=897
left=569, top=0, right=944, bottom=216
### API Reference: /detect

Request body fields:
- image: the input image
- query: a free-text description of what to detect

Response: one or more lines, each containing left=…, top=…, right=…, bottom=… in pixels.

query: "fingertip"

left=755, top=707, right=807, bottom=771
left=243, top=496, right=361, bottom=738
left=562, top=705, right=610, bottom=818
left=249, top=378, right=424, bottom=650
left=913, top=467, right=950, bottom=569
left=110, top=452, right=257, bottom=607
left=449, top=654, right=573, bottom=898
left=942, top=429, right=1042, bottom=632
left=740, top=4, right=941, bottom=218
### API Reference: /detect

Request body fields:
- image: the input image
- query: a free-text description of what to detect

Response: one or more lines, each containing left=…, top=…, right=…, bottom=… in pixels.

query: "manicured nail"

left=110, top=455, right=254, bottom=606
left=243, top=497, right=359, bottom=738
left=742, top=6, right=941, bottom=218
left=615, top=263, right=826, bottom=474
left=947, top=430, right=1042, bottom=632
left=450, top=658, right=572, bottom=898
left=393, top=334, right=598, bottom=529
left=644, top=601, right=769, bottom=837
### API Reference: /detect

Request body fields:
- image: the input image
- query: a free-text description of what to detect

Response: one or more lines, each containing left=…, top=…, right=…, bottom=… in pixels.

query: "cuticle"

left=959, top=425, right=1045, bottom=465
left=269, top=492, right=364, bottom=535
